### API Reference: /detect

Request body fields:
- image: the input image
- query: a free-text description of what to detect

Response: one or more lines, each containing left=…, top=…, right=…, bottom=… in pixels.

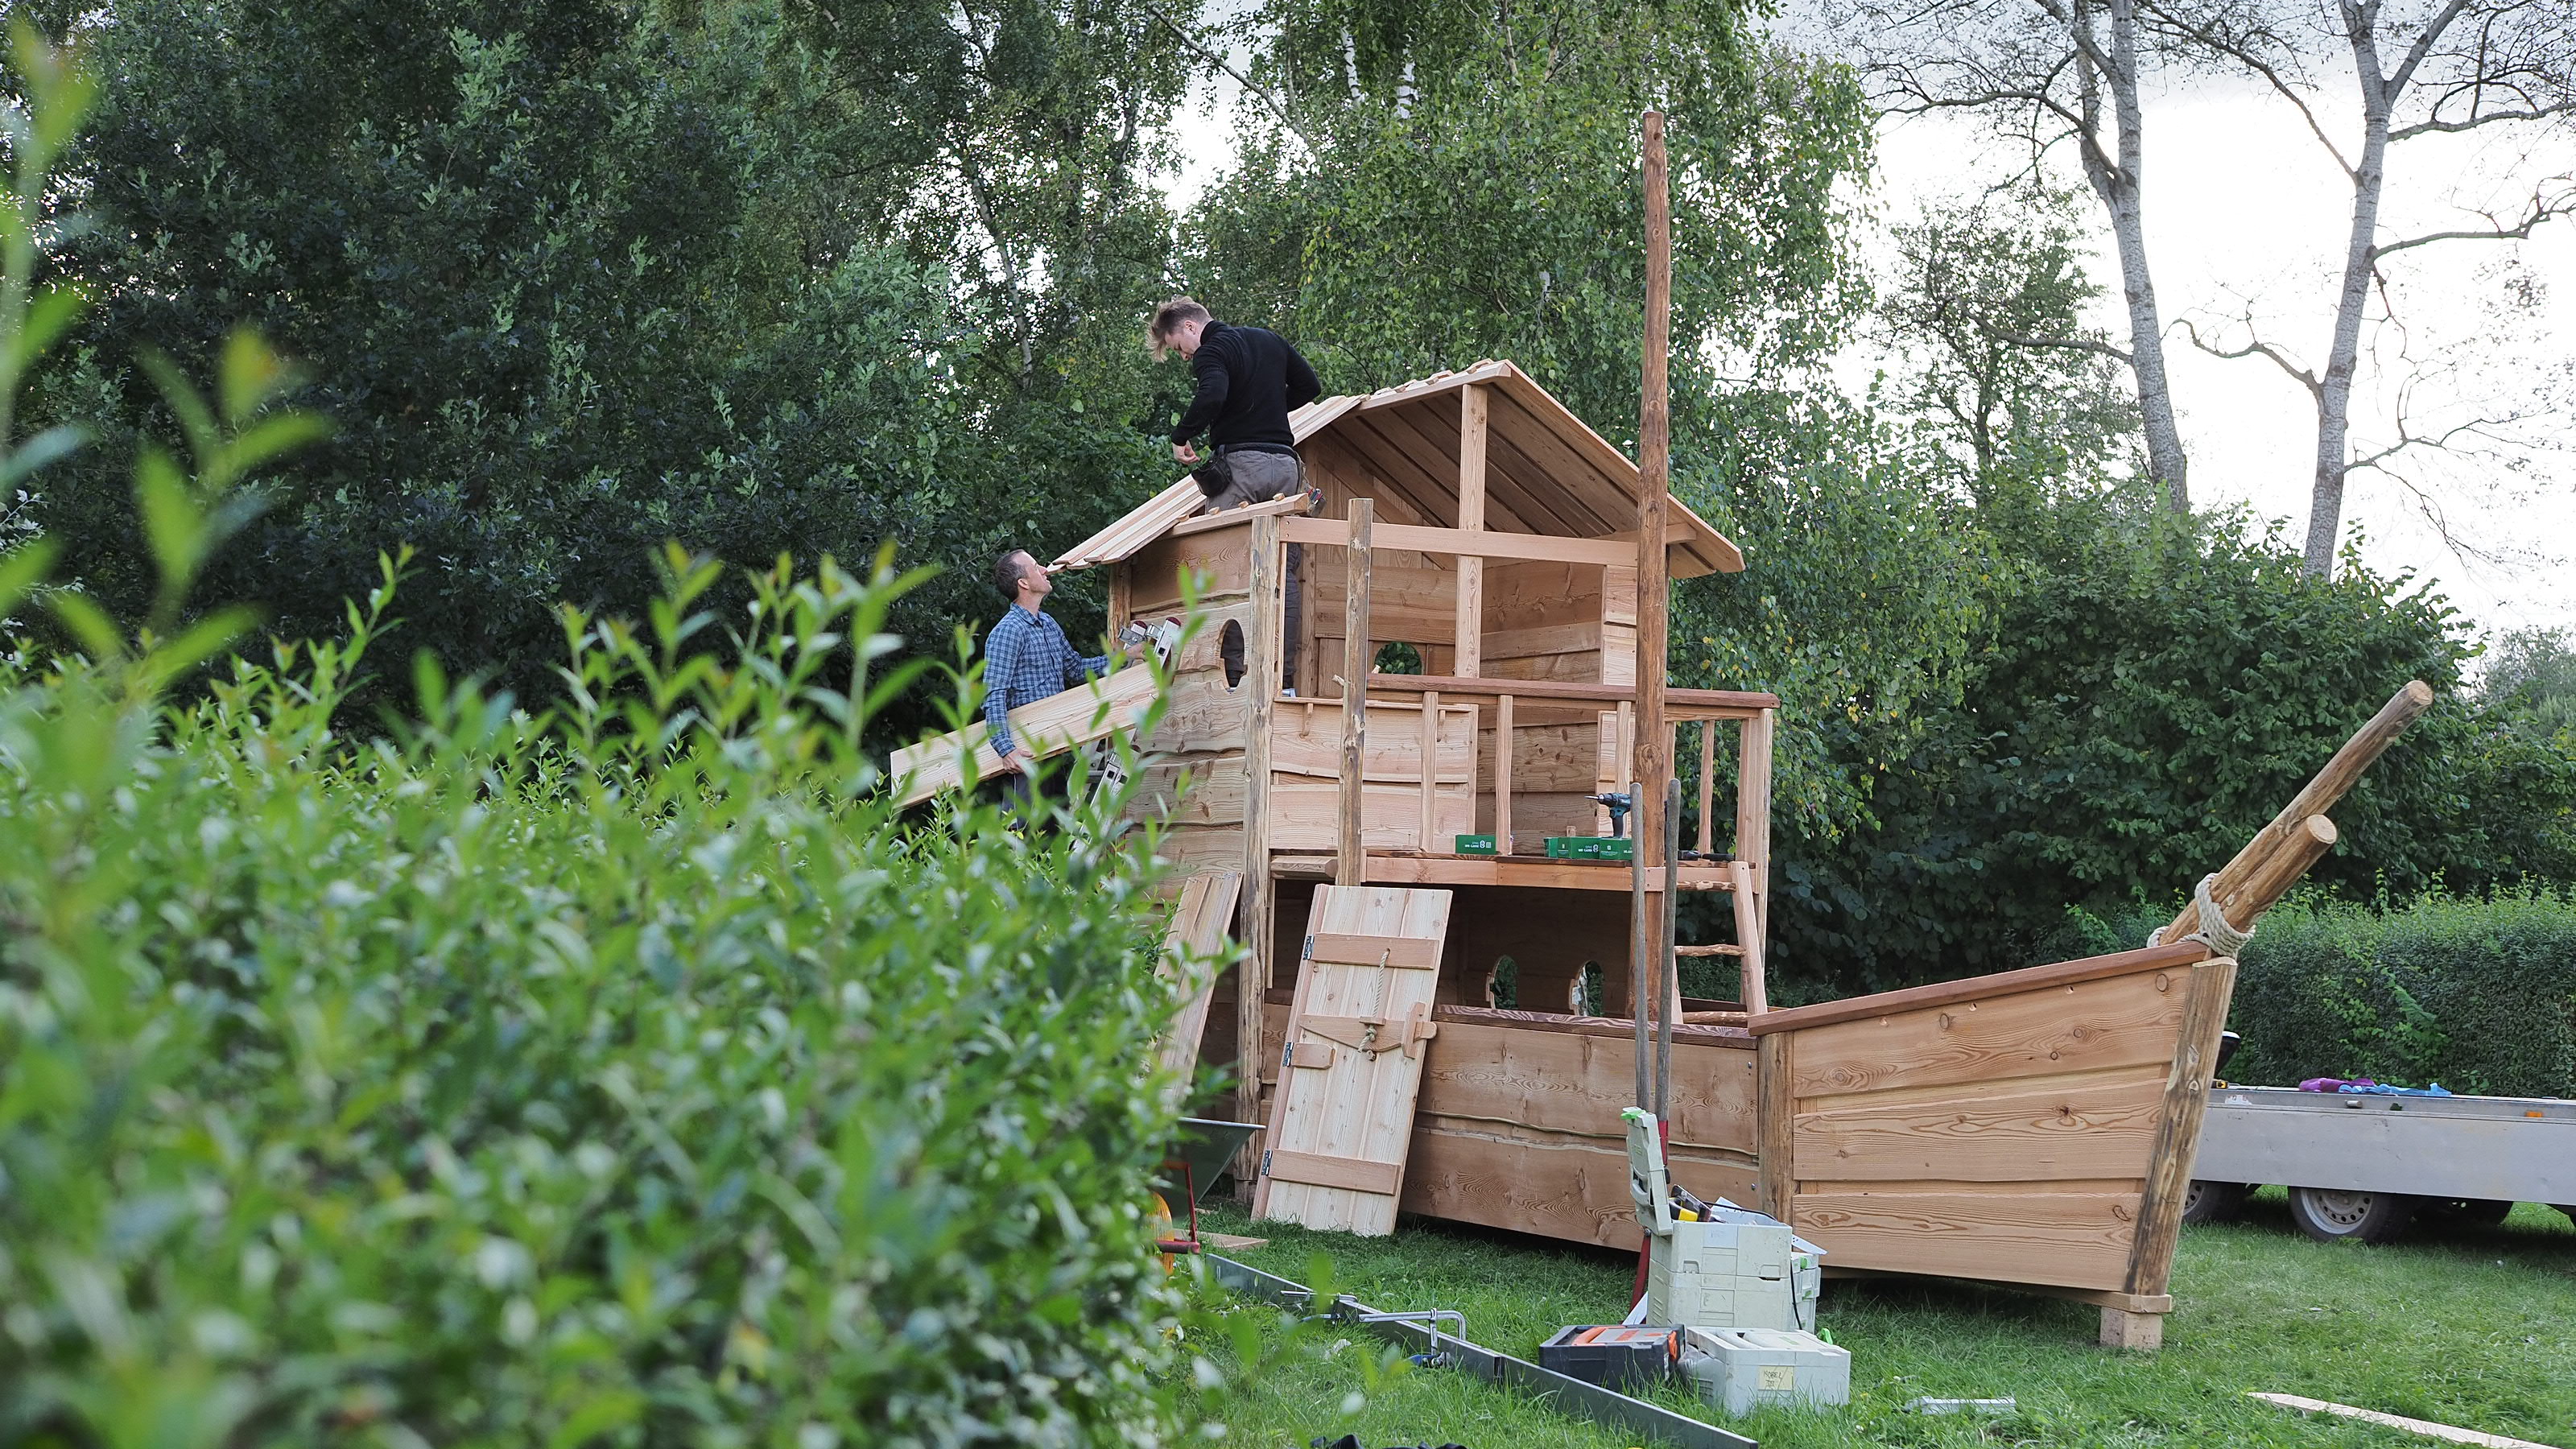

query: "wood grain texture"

left=1786, top=968, right=2192, bottom=1100
left=1154, top=871, right=1244, bottom=1114
left=1235, top=516, right=1282, bottom=1139
left=1791, top=1071, right=2166, bottom=1183
left=1455, top=384, right=1488, bottom=677
left=1736, top=708, right=1773, bottom=944
left=1749, top=943, right=2209, bottom=1036
left=2125, top=956, right=2240, bottom=1296
left=1790, top=1189, right=2143, bottom=1291
left=1418, top=1014, right=1757, bottom=1150
left=1402, top=1121, right=1759, bottom=1250
left=1255, top=886, right=1454, bottom=1236
left=1336, top=499, right=1375, bottom=886
left=1309, top=932, right=1443, bottom=969
left=1635, top=108, right=1672, bottom=871
left=1757, top=1031, right=1794, bottom=1221
left=1264, top=1148, right=1402, bottom=1195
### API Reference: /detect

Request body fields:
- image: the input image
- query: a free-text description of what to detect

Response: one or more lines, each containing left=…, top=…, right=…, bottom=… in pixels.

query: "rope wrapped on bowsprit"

left=2150, top=873, right=2253, bottom=956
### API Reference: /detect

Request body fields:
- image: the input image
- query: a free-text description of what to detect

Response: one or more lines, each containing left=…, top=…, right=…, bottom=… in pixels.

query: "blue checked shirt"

left=982, top=605, right=1108, bottom=757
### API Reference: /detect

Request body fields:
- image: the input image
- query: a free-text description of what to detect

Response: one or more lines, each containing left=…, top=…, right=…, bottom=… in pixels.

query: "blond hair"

left=1147, top=296, right=1211, bottom=360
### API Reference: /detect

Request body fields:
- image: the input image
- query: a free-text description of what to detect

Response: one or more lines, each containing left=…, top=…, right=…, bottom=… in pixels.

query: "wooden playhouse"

left=921, top=357, right=2411, bottom=1350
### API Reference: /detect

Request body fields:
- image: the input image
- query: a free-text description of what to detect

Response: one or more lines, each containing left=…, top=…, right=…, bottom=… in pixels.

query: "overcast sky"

left=1157, top=27, right=2574, bottom=647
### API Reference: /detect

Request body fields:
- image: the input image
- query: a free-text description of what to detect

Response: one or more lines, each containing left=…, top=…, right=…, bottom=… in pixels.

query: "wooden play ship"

left=987, top=355, right=2427, bottom=1352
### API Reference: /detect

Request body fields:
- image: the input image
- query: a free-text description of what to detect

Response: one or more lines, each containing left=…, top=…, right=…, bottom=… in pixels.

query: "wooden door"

left=1253, top=885, right=1455, bottom=1235
left=1153, top=870, right=1244, bottom=1117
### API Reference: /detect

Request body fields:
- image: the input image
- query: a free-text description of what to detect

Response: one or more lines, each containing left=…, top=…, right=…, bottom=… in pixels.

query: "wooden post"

left=1736, top=708, right=1774, bottom=943
left=1455, top=383, right=1488, bottom=679
left=2115, top=953, right=2242, bottom=1351
left=2159, top=681, right=2429, bottom=945
left=1756, top=1031, right=1794, bottom=1222
left=1418, top=688, right=1442, bottom=853
left=1493, top=691, right=1515, bottom=855
left=1696, top=720, right=1716, bottom=857
left=1728, top=859, right=1767, bottom=1014
left=1237, top=515, right=1285, bottom=1169
left=1633, top=109, right=1673, bottom=871
left=1336, top=499, right=1374, bottom=886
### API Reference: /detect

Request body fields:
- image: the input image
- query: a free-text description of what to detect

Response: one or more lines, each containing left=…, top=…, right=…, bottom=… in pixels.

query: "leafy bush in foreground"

left=0, top=550, right=1196, bottom=1447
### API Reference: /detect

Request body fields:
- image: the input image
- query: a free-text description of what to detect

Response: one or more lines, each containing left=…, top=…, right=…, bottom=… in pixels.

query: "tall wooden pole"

left=1633, top=112, right=1672, bottom=865
left=1630, top=109, right=1674, bottom=1033
left=1336, top=498, right=1375, bottom=886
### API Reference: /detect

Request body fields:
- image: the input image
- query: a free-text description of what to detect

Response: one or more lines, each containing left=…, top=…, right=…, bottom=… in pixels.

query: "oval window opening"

left=1220, top=619, right=1247, bottom=689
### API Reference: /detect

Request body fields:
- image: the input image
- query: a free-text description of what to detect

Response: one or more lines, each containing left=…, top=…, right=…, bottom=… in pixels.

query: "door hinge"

left=1303, top=933, right=1315, bottom=960
left=1260, top=1149, right=1273, bottom=1177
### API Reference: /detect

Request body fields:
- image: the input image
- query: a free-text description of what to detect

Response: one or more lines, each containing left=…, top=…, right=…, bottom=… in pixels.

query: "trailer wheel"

left=2182, top=1179, right=2250, bottom=1224
left=2288, top=1186, right=2419, bottom=1244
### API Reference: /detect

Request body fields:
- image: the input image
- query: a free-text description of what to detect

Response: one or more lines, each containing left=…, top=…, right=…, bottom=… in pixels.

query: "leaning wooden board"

left=889, top=665, right=1159, bottom=806
left=1154, top=870, right=1244, bottom=1116
left=1254, top=886, right=1454, bottom=1235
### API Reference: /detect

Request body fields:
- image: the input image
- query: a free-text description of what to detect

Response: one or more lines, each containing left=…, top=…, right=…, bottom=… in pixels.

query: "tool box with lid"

left=1681, top=1327, right=1851, bottom=1414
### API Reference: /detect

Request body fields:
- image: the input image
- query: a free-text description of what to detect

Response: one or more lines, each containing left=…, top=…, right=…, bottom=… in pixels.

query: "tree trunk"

left=2307, top=24, right=2395, bottom=578
left=2099, top=0, right=2190, bottom=513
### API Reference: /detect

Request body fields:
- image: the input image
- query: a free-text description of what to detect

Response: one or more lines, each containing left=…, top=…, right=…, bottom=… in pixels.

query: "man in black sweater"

left=1150, top=297, right=1322, bottom=513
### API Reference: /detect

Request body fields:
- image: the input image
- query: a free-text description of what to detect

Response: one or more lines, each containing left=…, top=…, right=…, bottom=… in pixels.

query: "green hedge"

left=2062, top=892, right=2576, bottom=1098
left=0, top=553, right=1199, bottom=1446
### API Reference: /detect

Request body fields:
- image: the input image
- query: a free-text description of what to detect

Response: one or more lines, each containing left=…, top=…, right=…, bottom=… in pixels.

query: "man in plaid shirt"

left=983, top=548, right=1136, bottom=818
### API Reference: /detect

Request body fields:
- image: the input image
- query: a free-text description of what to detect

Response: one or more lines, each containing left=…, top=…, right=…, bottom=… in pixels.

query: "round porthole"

left=1220, top=619, right=1246, bottom=688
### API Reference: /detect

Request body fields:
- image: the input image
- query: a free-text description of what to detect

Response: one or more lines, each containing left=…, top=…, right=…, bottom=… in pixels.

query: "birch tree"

left=1843, top=0, right=2576, bottom=572
left=2163, top=1, right=2574, bottom=574
left=1849, top=0, right=2198, bottom=514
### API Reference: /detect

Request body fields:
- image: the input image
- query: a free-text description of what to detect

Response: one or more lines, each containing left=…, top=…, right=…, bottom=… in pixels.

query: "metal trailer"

left=2184, top=1084, right=2576, bottom=1243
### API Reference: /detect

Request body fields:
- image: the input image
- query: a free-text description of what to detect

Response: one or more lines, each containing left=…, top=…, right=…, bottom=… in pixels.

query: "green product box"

left=1455, top=834, right=1498, bottom=856
left=1545, top=836, right=1633, bottom=861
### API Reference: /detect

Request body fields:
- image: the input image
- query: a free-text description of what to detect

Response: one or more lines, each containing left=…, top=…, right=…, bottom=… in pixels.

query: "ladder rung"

left=1674, top=944, right=1744, bottom=957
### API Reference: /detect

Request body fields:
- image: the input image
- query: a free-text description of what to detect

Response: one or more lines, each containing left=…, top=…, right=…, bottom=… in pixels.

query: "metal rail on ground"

left=1204, top=1253, right=1757, bottom=1449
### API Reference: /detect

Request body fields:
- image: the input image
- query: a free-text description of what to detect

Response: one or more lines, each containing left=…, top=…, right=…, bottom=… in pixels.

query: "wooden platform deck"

left=1271, top=851, right=1740, bottom=892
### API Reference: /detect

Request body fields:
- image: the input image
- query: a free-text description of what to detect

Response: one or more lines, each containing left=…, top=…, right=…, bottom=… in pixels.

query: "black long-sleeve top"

left=1170, top=320, right=1322, bottom=451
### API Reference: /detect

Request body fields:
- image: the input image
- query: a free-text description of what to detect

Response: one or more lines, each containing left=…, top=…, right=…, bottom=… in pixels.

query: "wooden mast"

left=1632, top=110, right=1674, bottom=1018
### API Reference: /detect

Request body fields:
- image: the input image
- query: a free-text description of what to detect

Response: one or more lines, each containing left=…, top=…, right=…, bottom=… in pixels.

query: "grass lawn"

left=1185, top=1192, right=2576, bottom=1449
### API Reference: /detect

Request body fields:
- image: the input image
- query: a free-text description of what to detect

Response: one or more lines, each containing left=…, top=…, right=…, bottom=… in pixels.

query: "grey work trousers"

left=1195, top=448, right=1308, bottom=689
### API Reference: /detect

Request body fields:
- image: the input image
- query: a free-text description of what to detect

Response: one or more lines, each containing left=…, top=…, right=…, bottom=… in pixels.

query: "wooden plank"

left=1154, top=871, right=1245, bottom=1114
left=1337, top=498, right=1373, bottom=886
left=1402, top=1121, right=1759, bottom=1251
left=1455, top=383, right=1487, bottom=678
left=1757, top=1032, right=1794, bottom=1220
left=1695, top=719, right=1716, bottom=857
left=1236, top=516, right=1283, bottom=1142
left=1254, top=886, right=1455, bottom=1235
left=1309, top=932, right=1443, bottom=969
left=1785, top=966, right=2194, bottom=1100
left=1419, top=688, right=1442, bottom=852
left=1791, top=1070, right=2167, bottom=1183
left=1789, top=1189, right=2144, bottom=1292
left=1420, top=1013, right=1757, bottom=1148
left=1428, top=1003, right=1752, bottom=1050
left=1125, top=525, right=1257, bottom=611
left=2125, top=956, right=2240, bottom=1297
left=1281, top=514, right=1637, bottom=568
left=1264, top=1148, right=1402, bottom=1195
left=1168, top=492, right=1315, bottom=535
left=1358, top=854, right=1736, bottom=893
left=1493, top=692, right=1514, bottom=854
left=1273, top=697, right=1472, bottom=781
left=2248, top=1393, right=2558, bottom=1449
left=1748, top=943, right=2209, bottom=1037
left=1266, top=780, right=1474, bottom=852
left=1737, top=708, right=1773, bottom=944
left=890, top=664, right=1159, bottom=806
left=1361, top=673, right=1781, bottom=712
left=1729, top=859, right=1768, bottom=1014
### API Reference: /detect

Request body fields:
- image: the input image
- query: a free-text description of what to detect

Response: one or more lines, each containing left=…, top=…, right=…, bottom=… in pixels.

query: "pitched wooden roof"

left=1049, top=360, right=1744, bottom=577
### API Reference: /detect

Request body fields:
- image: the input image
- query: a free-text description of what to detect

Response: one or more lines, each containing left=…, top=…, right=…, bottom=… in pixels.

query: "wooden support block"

left=1264, top=1148, right=1402, bottom=1195
left=2099, top=1306, right=2165, bottom=1352
left=1308, top=932, right=1443, bottom=969
left=1736, top=708, right=1773, bottom=943
left=1286, top=1042, right=1337, bottom=1069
